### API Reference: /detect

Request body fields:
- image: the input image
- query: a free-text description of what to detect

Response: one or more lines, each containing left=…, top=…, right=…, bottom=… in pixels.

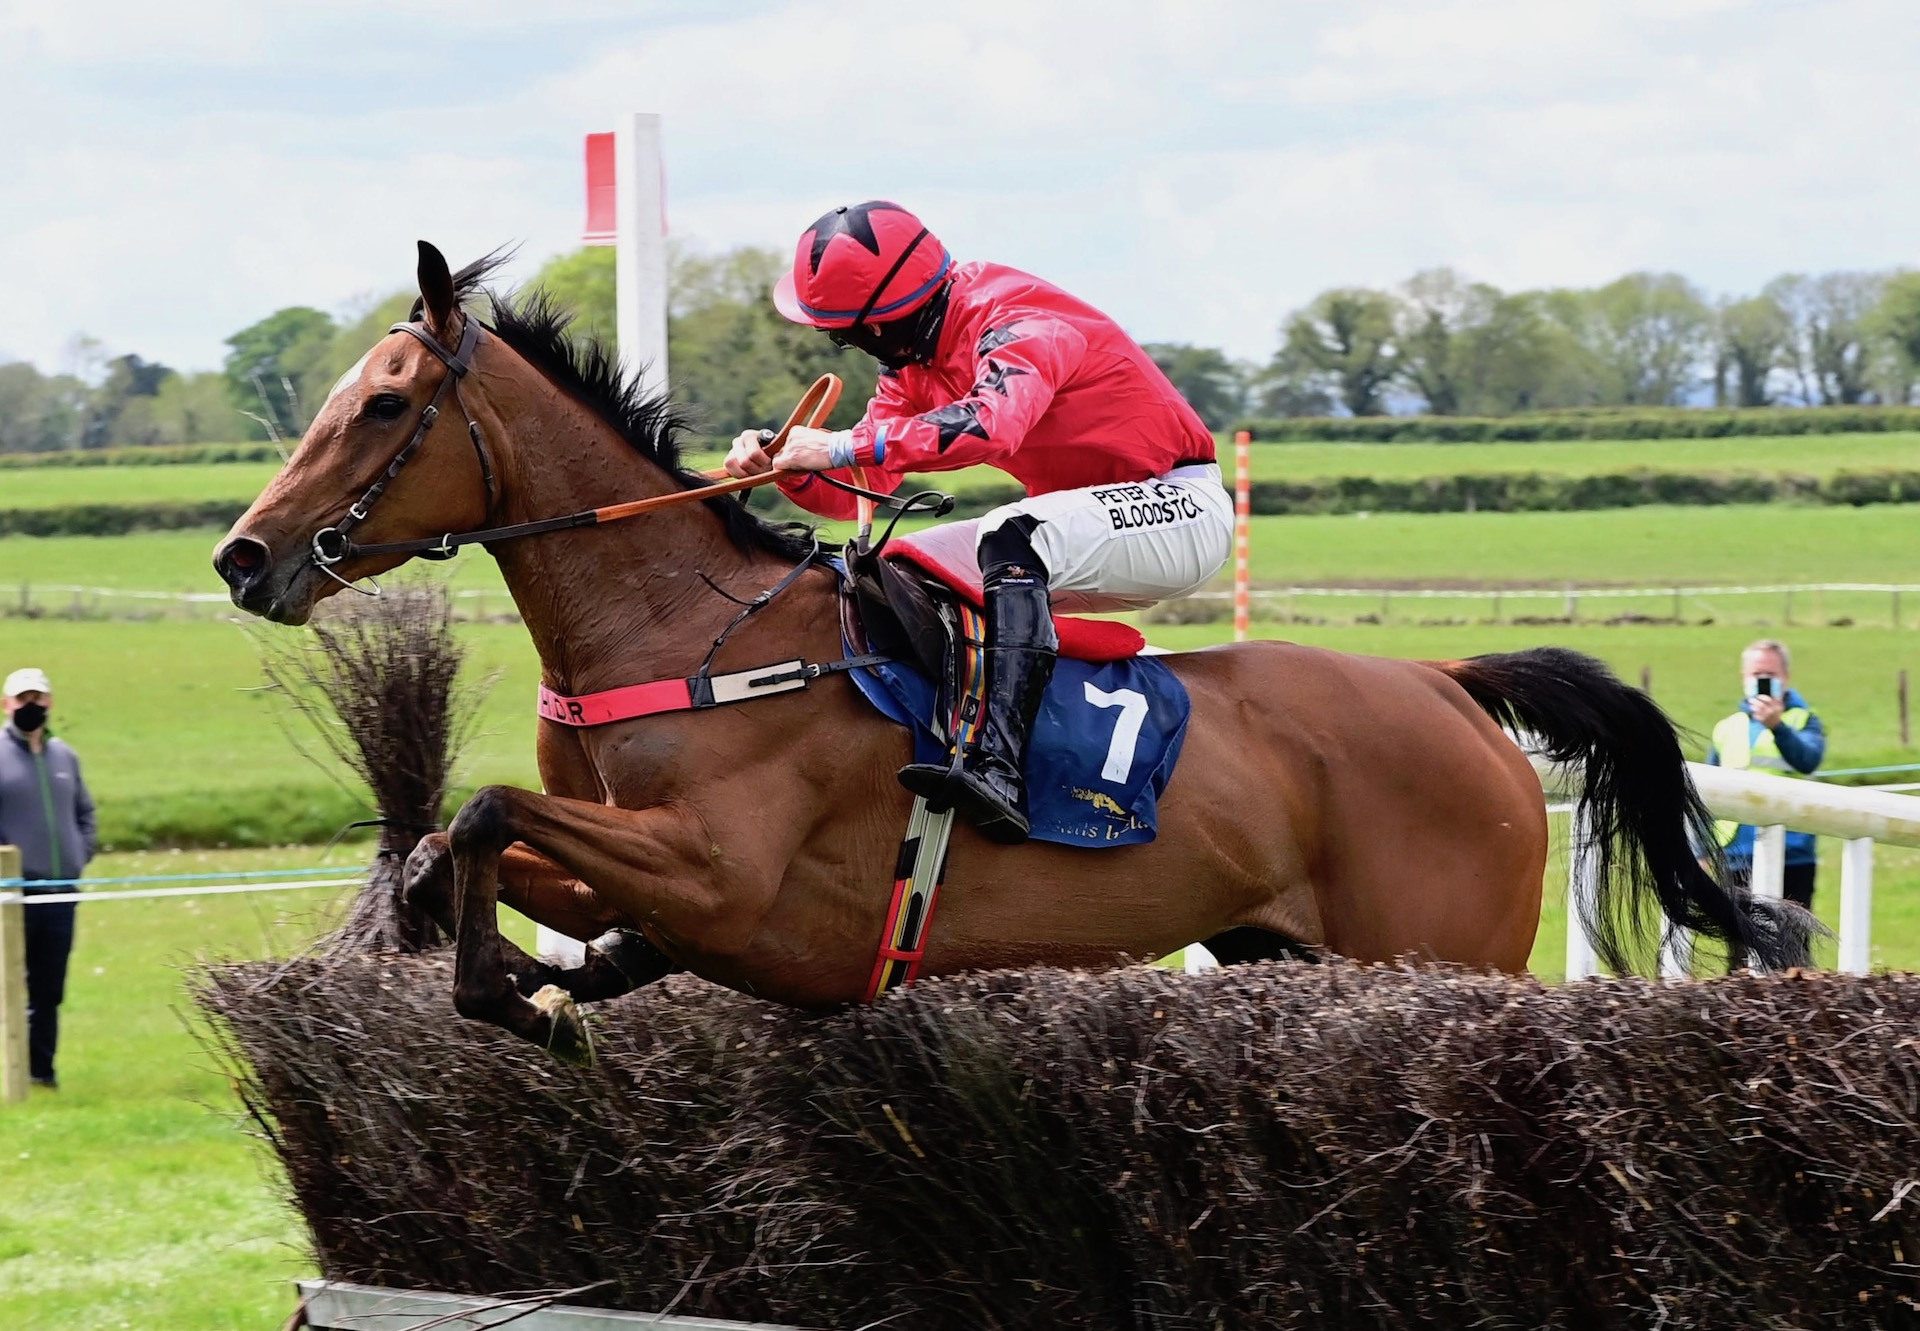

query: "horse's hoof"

left=529, top=984, right=594, bottom=1068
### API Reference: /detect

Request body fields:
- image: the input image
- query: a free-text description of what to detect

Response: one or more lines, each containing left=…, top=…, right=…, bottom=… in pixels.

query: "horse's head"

left=213, top=242, right=499, bottom=624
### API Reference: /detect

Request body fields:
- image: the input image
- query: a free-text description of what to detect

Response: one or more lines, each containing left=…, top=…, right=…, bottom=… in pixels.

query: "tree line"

left=4, top=250, right=1918, bottom=454
left=1251, top=268, right=1920, bottom=420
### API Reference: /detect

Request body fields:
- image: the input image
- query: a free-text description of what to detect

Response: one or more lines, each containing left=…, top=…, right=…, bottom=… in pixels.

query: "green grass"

left=1239, top=502, right=1920, bottom=587
left=0, top=463, right=286, bottom=510
left=0, top=845, right=544, bottom=1331
left=1232, top=433, right=1920, bottom=482
left=9, top=501, right=1918, bottom=598
left=1151, top=621, right=1920, bottom=771
left=0, top=846, right=350, bottom=1330
left=3, top=503, right=1917, bottom=846
left=0, top=529, right=510, bottom=597
left=8, top=431, right=1910, bottom=513
left=0, top=617, right=542, bottom=847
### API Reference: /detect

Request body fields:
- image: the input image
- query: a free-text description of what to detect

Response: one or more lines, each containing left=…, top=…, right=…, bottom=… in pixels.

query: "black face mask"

left=827, top=281, right=952, bottom=371
left=12, top=702, right=47, bottom=733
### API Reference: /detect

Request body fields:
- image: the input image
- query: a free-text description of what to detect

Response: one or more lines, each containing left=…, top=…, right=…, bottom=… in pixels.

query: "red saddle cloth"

left=883, top=522, right=1146, bottom=663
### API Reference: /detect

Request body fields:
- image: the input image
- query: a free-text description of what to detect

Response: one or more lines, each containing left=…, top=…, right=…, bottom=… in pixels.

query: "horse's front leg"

left=446, top=785, right=724, bottom=1059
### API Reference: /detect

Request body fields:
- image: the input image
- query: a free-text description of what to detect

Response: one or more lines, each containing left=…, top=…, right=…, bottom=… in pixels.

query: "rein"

left=308, top=320, right=851, bottom=569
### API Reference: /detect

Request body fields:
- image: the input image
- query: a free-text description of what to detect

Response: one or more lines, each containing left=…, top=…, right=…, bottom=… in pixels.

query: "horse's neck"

left=484, top=401, right=778, bottom=694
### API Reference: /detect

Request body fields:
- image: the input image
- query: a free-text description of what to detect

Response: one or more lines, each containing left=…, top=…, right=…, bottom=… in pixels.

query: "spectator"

left=0, top=667, right=98, bottom=1089
left=1705, top=639, right=1825, bottom=907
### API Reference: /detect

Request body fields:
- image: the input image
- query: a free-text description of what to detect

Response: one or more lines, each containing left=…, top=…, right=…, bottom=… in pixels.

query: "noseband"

left=309, top=317, right=493, bottom=590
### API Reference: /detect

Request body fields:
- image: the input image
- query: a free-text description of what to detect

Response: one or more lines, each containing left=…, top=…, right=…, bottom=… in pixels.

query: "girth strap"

left=538, top=653, right=892, bottom=728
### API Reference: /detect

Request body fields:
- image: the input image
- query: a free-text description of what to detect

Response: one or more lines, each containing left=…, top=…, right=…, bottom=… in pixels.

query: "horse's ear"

left=416, top=240, right=456, bottom=331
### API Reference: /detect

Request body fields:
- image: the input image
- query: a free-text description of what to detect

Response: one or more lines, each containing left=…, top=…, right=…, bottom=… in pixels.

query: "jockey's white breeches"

left=978, top=463, right=1234, bottom=611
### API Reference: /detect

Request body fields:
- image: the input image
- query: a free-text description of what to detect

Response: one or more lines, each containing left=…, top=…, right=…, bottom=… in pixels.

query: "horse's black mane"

left=445, top=251, right=820, bottom=563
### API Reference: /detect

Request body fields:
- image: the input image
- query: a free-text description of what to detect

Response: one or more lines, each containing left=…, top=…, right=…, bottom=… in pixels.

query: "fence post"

left=1232, top=430, right=1251, bottom=644
left=1750, top=824, right=1787, bottom=904
left=0, top=846, right=26, bottom=1105
left=1565, top=805, right=1600, bottom=981
left=1659, top=926, right=1692, bottom=979
left=1900, top=670, right=1910, bottom=748
left=1837, top=837, right=1874, bottom=975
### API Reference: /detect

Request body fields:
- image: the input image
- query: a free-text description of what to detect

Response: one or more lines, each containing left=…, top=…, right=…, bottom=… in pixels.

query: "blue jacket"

left=1705, top=688, right=1824, bottom=866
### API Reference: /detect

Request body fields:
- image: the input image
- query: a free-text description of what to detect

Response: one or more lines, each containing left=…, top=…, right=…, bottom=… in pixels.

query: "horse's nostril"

left=215, top=536, right=272, bottom=590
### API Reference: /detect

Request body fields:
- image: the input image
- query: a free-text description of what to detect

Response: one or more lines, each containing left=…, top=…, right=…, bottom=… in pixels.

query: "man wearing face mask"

left=1704, top=640, right=1825, bottom=907
left=0, top=668, right=98, bottom=1089
left=726, top=201, right=1230, bottom=843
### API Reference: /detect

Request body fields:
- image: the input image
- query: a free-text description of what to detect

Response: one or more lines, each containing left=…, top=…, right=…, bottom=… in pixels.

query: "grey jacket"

left=0, top=724, right=98, bottom=882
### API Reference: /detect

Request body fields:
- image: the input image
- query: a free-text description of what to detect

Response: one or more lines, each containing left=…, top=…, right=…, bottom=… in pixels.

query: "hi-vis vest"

left=1710, top=706, right=1812, bottom=846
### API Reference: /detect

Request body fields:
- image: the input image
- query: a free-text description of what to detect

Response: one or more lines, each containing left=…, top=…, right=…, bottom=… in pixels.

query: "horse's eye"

left=365, top=393, right=409, bottom=422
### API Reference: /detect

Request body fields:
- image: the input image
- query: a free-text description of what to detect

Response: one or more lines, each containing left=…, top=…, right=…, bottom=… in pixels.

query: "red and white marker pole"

left=1232, top=429, right=1252, bottom=643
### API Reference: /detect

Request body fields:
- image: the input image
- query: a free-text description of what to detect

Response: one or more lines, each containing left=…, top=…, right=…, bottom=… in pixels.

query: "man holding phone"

left=1705, top=639, right=1826, bottom=906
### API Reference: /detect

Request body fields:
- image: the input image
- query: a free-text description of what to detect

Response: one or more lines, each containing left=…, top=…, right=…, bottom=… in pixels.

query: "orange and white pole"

left=1232, top=429, right=1252, bottom=642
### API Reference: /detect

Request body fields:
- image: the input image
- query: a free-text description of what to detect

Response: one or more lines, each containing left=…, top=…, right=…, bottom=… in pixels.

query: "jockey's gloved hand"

left=724, top=429, right=776, bottom=478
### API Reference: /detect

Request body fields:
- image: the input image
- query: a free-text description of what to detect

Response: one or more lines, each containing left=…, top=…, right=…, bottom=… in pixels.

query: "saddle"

left=839, top=519, right=1147, bottom=693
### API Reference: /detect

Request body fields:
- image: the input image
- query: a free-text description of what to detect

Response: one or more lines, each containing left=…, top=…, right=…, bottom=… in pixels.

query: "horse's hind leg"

left=1202, top=926, right=1320, bottom=966
left=418, top=834, right=673, bottom=1009
left=445, top=784, right=720, bottom=1059
left=404, top=834, right=672, bottom=1001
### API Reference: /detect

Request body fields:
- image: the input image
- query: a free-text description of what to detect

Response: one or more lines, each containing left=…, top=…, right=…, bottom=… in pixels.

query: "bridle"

left=309, top=316, right=493, bottom=592
left=303, top=316, right=947, bottom=596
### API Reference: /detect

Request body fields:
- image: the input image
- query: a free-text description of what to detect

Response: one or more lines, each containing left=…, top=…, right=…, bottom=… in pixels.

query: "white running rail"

left=1533, top=755, right=1920, bottom=979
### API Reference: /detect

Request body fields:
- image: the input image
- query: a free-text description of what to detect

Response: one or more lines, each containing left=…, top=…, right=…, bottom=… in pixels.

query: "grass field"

left=3, top=499, right=1917, bottom=846
left=0, top=845, right=546, bottom=1331
left=4, top=607, right=1915, bottom=848
left=1, top=462, right=286, bottom=510
left=8, top=501, right=1920, bottom=595
left=6, top=431, right=1919, bottom=511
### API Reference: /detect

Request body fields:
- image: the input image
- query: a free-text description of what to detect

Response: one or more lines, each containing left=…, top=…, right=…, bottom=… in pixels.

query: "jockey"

left=726, top=200, right=1231, bottom=844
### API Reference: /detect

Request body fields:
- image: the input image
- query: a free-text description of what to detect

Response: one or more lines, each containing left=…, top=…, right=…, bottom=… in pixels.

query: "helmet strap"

left=851, top=227, right=930, bottom=329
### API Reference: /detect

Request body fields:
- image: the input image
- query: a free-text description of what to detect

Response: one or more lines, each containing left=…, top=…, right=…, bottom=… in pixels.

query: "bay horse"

left=214, top=244, right=1808, bottom=1059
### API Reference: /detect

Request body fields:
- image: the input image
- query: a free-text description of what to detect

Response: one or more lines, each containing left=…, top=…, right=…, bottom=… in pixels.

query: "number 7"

left=1084, top=683, right=1148, bottom=784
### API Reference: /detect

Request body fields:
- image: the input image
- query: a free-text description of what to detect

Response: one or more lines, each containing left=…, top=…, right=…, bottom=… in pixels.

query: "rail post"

left=0, top=846, right=27, bottom=1104
left=1837, top=838, right=1874, bottom=975
left=1565, top=805, right=1600, bottom=980
left=1232, top=430, right=1251, bottom=643
left=1900, top=669, right=1910, bottom=748
left=1750, top=824, right=1787, bottom=903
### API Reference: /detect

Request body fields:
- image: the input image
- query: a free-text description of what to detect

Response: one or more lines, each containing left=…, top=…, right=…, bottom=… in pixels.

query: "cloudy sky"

left=0, top=0, right=1913, bottom=376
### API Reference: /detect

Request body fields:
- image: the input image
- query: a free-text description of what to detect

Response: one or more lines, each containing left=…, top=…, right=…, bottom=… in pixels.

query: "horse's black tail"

left=1437, top=647, right=1814, bottom=975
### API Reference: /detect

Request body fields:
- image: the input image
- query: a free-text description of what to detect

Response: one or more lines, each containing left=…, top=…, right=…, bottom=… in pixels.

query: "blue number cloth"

left=848, top=647, right=1192, bottom=849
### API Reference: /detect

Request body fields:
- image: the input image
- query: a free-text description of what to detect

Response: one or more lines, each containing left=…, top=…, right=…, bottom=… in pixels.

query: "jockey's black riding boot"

left=899, top=562, right=1058, bottom=844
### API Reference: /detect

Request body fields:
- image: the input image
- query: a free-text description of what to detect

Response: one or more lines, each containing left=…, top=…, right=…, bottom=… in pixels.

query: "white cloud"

left=0, top=0, right=1915, bottom=374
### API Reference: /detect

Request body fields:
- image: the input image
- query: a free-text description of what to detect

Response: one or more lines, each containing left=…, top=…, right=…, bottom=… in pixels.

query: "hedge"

left=760, top=468, right=1920, bottom=522
left=0, top=442, right=284, bottom=469
left=9, top=469, right=1920, bottom=538
left=1235, top=404, right=1920, bottom=443
left=0, top=499, right=250, bottom=536
left=0, top=439, right=731, bottom=470
left=200, top=956, right=1920, bottom=1330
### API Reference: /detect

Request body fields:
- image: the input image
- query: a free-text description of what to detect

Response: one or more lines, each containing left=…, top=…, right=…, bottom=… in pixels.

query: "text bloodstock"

left=1091, top=482, right=1205, bottom=532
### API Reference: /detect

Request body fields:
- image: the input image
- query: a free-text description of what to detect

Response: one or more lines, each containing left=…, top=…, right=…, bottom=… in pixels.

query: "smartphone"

left=1753, top=676, right=1776, bottom=698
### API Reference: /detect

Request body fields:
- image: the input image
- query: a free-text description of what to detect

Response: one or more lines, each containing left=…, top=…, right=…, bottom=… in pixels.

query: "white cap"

left=3, top=667, right=51, bottom=698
